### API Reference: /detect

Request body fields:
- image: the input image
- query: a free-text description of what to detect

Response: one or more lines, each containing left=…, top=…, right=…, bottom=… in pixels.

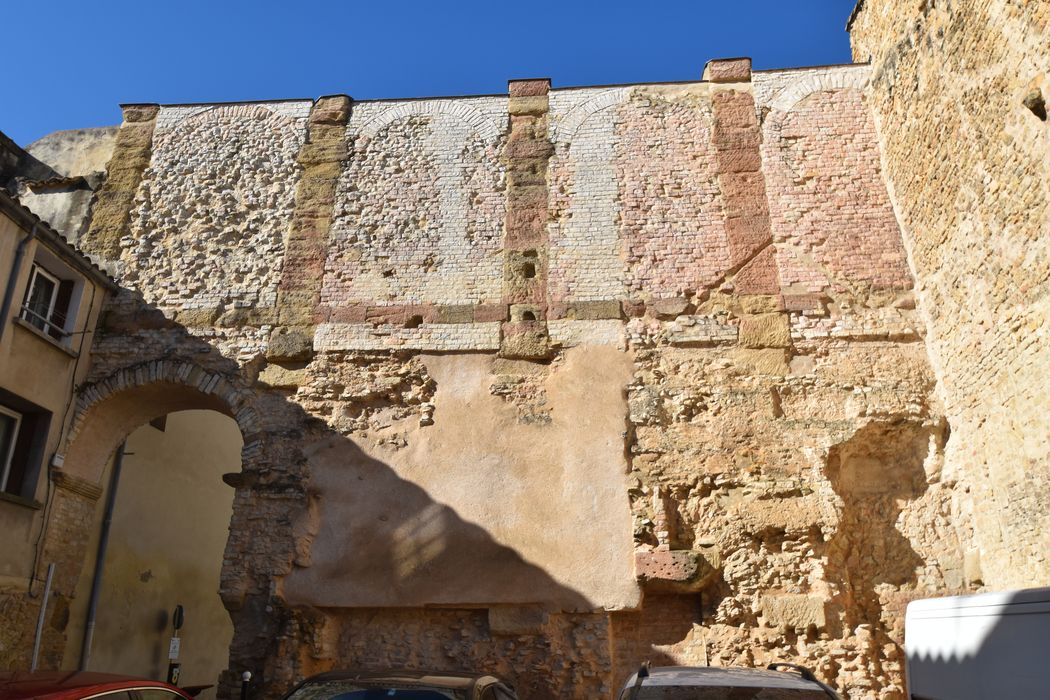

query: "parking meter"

left=166, top=604, right=184, bottom=685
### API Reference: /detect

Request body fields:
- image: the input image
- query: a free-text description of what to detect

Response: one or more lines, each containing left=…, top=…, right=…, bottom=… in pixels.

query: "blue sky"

left=4, top=1, right=858, bottom=146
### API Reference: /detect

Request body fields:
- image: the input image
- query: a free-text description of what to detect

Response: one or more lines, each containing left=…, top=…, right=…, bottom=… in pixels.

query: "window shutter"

left=50, top=279, right=74, bottom=340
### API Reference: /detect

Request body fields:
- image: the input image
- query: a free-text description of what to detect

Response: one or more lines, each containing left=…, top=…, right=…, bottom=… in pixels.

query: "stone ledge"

left=635, top=547, right=721, bottom=592
left=508, top=79, right=551, bottom=98
left=314, top=322, right=502, bottom=352
left=548, top=320, right=624, bottom=348
left=51, top=469, right=103, bottom=501
left=0, top=491, right=43, bottom=510
left=548, top=299, right=623, bottom=321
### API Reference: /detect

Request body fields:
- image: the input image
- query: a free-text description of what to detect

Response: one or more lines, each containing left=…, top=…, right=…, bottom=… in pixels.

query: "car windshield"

left=287, top=680, right=466, bottom=700
left=632, top=689, right=830, bottom=699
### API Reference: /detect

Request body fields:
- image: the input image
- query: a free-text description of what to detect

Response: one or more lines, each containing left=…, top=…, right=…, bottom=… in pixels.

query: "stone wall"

left=125, top=102, right=310, bottom=312
left=11, top=57, right=990, bottom=699
left=849, top=0, right=1050, bottom=589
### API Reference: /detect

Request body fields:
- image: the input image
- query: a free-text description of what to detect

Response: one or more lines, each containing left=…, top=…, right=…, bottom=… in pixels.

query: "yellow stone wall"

left=850, top=0, right=1050, bottom=588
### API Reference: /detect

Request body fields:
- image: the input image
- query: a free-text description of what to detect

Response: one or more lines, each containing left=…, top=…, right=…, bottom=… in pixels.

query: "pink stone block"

left=703, top=57, right=752, bottom=83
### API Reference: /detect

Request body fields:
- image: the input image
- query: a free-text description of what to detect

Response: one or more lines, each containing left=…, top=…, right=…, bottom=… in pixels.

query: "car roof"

left=624, top=666, right=824, bottom=690
left=0, top=671, right=186, bottom=700
left=300, top=670, right=503, bottom=691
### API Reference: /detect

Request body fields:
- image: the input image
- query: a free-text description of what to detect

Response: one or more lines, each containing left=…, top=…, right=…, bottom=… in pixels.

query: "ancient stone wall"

left=12, top=57, right=988, bottom=699
left=324, top=96, right=507, bottom=310
left=849, top=0, right=1050, bottom=589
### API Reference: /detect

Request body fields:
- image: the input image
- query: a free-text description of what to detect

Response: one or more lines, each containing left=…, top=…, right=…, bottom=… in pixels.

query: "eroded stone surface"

left=5, top=42, right=1038, bottom=699
left=850, top=0, right=1050, bottom=597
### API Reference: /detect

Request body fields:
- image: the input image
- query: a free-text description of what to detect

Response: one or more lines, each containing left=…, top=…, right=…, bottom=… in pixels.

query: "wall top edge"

left=752, top=61, right=870, bottom=75
left=117, top=61, right=873, bottom=113
left=143, top=98, right=316, bottom=109
left=845, top=0, right=867, bottom=32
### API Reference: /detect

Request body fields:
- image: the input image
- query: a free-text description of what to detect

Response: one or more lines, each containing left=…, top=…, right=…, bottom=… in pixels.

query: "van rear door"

left=905, top=587, right=1050, bottom=699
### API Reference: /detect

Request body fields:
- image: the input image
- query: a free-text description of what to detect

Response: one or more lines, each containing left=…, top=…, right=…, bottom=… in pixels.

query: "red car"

left=0, top=672, right=208, bottom=700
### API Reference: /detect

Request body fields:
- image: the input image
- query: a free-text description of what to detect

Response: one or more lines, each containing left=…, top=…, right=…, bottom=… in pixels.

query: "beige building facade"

left=0, top=188, right=116, bottom=669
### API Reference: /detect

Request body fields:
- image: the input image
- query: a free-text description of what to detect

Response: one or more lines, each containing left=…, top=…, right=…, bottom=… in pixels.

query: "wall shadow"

left=58, top=291, right=600, bottom=698
left=823, top=419, right=936, bottom=635
left=281, top=428, right=593, bottom=611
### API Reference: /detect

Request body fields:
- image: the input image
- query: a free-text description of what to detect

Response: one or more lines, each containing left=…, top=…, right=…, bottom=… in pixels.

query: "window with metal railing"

left=19, top=263, right=73, bottom=341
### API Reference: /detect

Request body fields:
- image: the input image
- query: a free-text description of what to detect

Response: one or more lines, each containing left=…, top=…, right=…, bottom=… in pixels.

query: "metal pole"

left=30, top=562, right=55, bottom=671
left=0, top=222, right=38, bottom=345
left=79, top=442, right=126, bottom=671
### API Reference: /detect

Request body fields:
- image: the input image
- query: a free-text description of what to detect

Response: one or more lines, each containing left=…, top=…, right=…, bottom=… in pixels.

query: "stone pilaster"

left=82, top=104, right=158, bottom=260
left=271, top=95, right=351, bottom=362
left=706, top=58, right=792, bottom=372
left=500, top=79, right=553, bottom=360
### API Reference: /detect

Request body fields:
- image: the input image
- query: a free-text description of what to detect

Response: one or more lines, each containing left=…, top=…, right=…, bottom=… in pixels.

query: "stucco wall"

left=849, top=0, right=1050, bottom=589
left=11, top=127, right=119, bottom=242
left=27, top=128, right=119, bottom=179
left=283, top=347, right=638, bottom=610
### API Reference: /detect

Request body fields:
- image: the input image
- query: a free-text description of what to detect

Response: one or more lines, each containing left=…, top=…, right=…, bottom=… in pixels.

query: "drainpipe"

left=79, top=441, right=126, bottom=671
left=0, top=222, right=38, bottom=344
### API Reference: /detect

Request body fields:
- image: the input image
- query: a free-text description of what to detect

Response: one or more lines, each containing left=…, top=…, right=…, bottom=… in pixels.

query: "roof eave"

left=0, top=190, right=119, bottom=291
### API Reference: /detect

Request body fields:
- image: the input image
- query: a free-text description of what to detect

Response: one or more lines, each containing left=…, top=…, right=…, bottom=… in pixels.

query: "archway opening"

left=55, top=374, right=251, bottom=700
left=106, top=411, right=240, bottom=696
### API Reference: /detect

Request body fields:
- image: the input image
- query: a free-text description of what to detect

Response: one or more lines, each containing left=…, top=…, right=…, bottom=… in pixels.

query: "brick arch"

left=129, top=103, right=307, bottom=312
left=551, top=87, right=630, bottom=143
left=764, top=85, right=872, bottom=183
left=765, top=68, right=869, bottom=114
left=51, top=356, right=316, bottom=696
left=59, top=359, right=259, bottom=484
left=156, top=103, right=306, bottom=143
left=355, top=100, right=501, bottom=142
left=763, top=83, right=912, bottom=295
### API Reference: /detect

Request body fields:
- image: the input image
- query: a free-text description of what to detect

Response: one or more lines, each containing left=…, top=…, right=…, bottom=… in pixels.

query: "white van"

left=905, top=587, right=1050, bottom=699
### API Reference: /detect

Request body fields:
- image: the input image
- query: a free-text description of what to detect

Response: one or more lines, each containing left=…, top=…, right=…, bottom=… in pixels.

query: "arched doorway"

left=64, top=409, right=242, bottom=698
left=29, top=359, right=290, bottom=694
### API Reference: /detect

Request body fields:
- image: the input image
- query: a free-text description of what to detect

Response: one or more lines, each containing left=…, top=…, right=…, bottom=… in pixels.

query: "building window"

left=0, top=392, right=51, bottom=501
left=20, top=263, right=74, bottom=341
left=0, top=405, right=22, bottom=494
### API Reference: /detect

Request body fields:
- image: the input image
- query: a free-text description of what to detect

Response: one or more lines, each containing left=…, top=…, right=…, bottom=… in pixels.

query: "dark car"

left=281, top=670, right=517, bottom=700
left=618, top=664, right=840, bottom=699
left=0, top=671, right=201, bottom=700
